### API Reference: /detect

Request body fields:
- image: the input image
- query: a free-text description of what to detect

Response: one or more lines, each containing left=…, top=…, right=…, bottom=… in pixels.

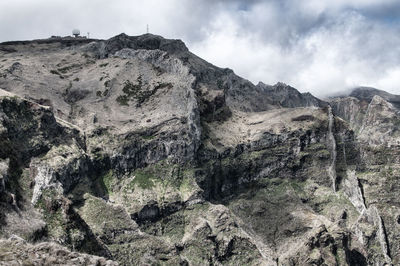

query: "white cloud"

left=190, top=4, right=400, bottom=96
left=0, top=0, right=400, bottom=96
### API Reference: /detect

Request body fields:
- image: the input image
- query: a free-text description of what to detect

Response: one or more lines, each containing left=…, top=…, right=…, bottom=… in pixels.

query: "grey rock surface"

left=0, top=236, right=117, bottom=265
left=257, top=81, right=326, bottom=108
left=0, top=33, right=399, bottom=265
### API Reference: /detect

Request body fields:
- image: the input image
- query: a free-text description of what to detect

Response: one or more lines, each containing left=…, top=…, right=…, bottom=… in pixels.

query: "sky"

left=1, top=0, right=400, bottom=97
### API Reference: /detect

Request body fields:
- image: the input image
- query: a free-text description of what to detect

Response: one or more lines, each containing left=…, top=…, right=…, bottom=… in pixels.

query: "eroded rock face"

left=0, top=236, right=117, bottom=266
left=350, top=87, right=400, bottom=109
left=257, top=81, right=326, bottom=108
left=0, top=34, right=399, bottom=265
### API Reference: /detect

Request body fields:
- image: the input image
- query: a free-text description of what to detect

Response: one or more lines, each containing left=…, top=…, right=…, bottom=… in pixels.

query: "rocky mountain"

left=349, top=87, right=400, bottom=109
left=0, top=33, right=400, bottom=265
left=256, top=81, right=326, bottom=108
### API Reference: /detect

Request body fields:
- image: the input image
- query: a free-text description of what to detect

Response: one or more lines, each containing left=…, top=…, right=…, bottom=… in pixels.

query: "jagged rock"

left=350, top=87, right=400, bottom=109
left=0, top=159, right=8, bottom=193
left=86, top=33, right=189, bottom=59
left=0, top=237, right=117, bottom=265
left=0, top=33, right=399, bottom=265
left=257, top=81, right=326, bottom=108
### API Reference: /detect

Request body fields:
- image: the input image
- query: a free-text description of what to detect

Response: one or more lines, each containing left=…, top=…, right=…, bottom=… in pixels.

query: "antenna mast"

left=146, top=24, right=149, bottom=34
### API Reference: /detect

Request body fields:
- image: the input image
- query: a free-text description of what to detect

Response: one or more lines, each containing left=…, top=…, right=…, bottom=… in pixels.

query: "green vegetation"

left=116, top=95, right=129, bottom=106
left=86, top=59, right=96, bottom=65
left=35, top=189, right=66, bottom=240
left=122, top=161, right=195, bottom=193
left=57, top=64, right=81, bottom=74
left=50, top=69, right=64, bottom=79
left=99, top=63, right=109, bottom=67
left=129, top=170, right=155, bottom=190
left=391, top=118, right=400, bottom=133
left=57, top=66, right=72, bottom=74
left=115, top=76, right=173, bottom=107
left=50, top=69, right=60, bottom=75
left=141, top=135, right=155, bottom=140
left=102, top=170, right=114, bottom=194
left=217, top=79, right=224, bottom=89
left=17, top=169, right=33, bottom=201
left=179, top=173, right=194, bottom=194
left=304, top=143, right=331, bottom=159
left=96, top=91, right=102, bottom=97
left=79, top=194, right=134, bottom=235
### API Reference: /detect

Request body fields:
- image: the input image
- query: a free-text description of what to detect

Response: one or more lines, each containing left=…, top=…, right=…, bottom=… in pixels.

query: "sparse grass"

left=79, top=194, right=133, bottom=235
left=34, top=189, right=66, bottom=240
left=57, top=66, right=72, bottom=74
left=217, top=79, right=224, bottom=89
left=141, top=135, right=155, bottom=140
left=123, top=78, right=142, bottom=95
left=179, top=173, right=195, bottom=195
left=102, top=170, right=114, bottom=194
left=57, top=64, right=81, bottom=74
left=85, top=59, right=96, bottom=65
left=50, top=69, right=61, bottom=76
left=305, top=143, right=330, bottom=159
left=50, top=70, right=64, bottom=79
left=129, top=170, right=155, bottom=190
left=99, top=63, right=109, bottom=67
left=115, top=76, right=173, bottom=107
left=116, top=95, right=129, bottom=106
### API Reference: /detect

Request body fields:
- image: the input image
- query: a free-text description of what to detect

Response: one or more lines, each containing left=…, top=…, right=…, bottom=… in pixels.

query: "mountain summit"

left=0, top=34, right=400, bottom=265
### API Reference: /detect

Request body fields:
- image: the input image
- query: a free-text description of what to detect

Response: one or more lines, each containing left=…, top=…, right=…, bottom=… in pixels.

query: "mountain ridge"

left=0, top=33, right=400, bottom=265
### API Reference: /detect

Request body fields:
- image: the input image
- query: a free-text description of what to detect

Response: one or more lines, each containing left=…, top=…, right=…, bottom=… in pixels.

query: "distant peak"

left=256, top=81, right=268, bottom=87
left=274, top=82, right=289, bottom=88
left=348, top=86, right=400, bottom=109
left=256, top=81, right=325, bottom=108
left=104, top=33, right=189, bottom=55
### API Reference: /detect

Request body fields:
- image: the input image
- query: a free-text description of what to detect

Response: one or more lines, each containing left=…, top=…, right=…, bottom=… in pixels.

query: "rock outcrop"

left=350, top=87, right=400, bottom=110
left=257, top=81, right=326, bottom=108
left=0, top=34, right=399, bottom=265
left=0, top=236, right=117, bottom=265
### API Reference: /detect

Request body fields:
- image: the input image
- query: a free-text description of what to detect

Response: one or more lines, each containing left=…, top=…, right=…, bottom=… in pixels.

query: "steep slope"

left=257, top=81, right=326, bottom=108
left=0, top=236, right=116, bottom=266
left=330, top=88, right=400, bottom=264
left=0, top=34, right=399, bottom=265
left=350, top=87, right=400, bottom=109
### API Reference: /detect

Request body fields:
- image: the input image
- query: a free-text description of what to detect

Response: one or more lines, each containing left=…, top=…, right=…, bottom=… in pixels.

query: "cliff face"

left=256, top=81, right=326, bottom=108
left=0, top=34, right=399, bottom=265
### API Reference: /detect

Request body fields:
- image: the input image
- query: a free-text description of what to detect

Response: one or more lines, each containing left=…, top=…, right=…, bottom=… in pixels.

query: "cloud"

left=189, top=1, right=400, bottom=96
left=0, top=0, right=400, bottom=96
